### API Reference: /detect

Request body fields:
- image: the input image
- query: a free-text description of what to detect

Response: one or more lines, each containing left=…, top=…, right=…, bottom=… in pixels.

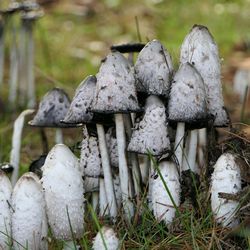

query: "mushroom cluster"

left=1, top=24, right=248, bottom=249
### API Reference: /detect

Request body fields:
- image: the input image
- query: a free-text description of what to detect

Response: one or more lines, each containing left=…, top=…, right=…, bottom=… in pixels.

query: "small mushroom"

left=0, top=170, right=12, bottom=249
left=134, top=39, right=174, bottom=96
left=41, top=144, right=84, bottom=247
left=92, top=226, right=119, bottom=250
left=211, top=153, right=241, bottom=228
left=11, top=172, right=48, bottom=250
left=151, top=161, right=180, bottom=228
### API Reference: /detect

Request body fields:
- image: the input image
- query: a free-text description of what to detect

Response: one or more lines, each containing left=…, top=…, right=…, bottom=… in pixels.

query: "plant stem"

left=174, top=122, right=185, bottom=172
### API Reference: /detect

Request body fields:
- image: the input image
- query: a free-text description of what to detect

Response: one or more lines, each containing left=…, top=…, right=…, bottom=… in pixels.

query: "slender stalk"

left=55, top=128, right=63, bottom=144
left=10, top=109, right=34, bottom=185
left=26, top=21, right=36, bottom=108
left=99, top=178, right=108, bottom=216
left=0, top=19, right=5, bottom=88
left=198, top=128, right=207, bottom=170
left=91, top=191, right=99, bottom=212
left=174, top=122, right=185, bottom=172
left=96, top=124, right=117, bottom=219
left=115, top=113, right=134, bottom=221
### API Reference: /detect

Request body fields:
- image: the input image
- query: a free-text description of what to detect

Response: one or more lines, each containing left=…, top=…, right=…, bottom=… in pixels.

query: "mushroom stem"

left=99, top=178, right=108, bottom=216
left=183, top=129, right=198, bottom=173
left=10, top=109, right=34, bottom=185
left=198, top=128, right=207, bottom=170
left=174, top=122, right=185, bottom=172
left=92, top=191, right=99, bottom=212
left=96, top=124, right=117, bottom=219
left=55, top=128, right=63, bottom=144
left=0, top=21, right=5, bottom=88
left=115, top=113, right=134, bottom=221
left=26, top=20, right=36, bottom=108
left=123, top=113, right=142, bottom=196
left=8, top=22, right=18, bottom=107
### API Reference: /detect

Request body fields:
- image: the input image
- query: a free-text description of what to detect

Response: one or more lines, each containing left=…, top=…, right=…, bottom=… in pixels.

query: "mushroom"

left=92, top=226, right=119, bottom=250
left=151, top=160, right=180, bottom=228
left=41, top=144, right=84, bottom=248
left=134, top=39, right=173, bottom=96
left=29, top=88, right=72, bottom=143
left=92, top=51, right=141, bottom=221
left=0, top=16, right=5, bottom=88
left=63, top=75, right=118, bottom=219
left=10, top=109, right=35, bottom=185
left=211, top=153, right=241, bottom=228
left=0, top=170, right=12, bottom=249
left=11, top=172, right=48, bottom=249
left=168, top=62, right=208, bottom=173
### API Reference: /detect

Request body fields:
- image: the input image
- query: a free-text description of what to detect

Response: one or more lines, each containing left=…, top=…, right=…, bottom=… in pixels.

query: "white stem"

left=0, top=23, right=5, bottom=88
left=8, top=24, right=18, bottom=107
left=26, top=23, right=36, bottom=108
left=183, top=129, right=198, bottom=173
left=99, top=178, right=109, bottom=216
left=198, top=128, right=207, bottom=170
left=96, top=124, right=117, bottom=219
left=182, top=131, right=190, bottom=171
left=55, top=128, right=63, bottom=144
left=10, top=109, right=35, bottom=185
left=91, top=191, right=99, bottom=212
left=115, top=113, right=134, bottom=221
left=147, top=159, right=153, bottom=211
left=174, top=122, right=185, bottom=172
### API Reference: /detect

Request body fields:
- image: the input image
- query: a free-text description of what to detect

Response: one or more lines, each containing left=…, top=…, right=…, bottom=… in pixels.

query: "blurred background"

left=0, top=0, right=249, bottom=169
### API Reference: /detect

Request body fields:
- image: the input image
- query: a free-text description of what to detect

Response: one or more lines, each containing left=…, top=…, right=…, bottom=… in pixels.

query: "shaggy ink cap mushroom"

left=128, top=95, right=171, bottom=156
left=11, top=172, right=48, bottom=250
left=41, top=144, right=84, bottom=240
left=168, top=62, right=209, bottom=129
left=29, top=88, right=73, bottom=128
left=134, top=39, right=174, bottom=96
left=91, top=51, right=141, bottom=114
left=0, top=170, right=12, bottom=249
left=180, top=24, right=229, bottom=127
left=62, top=75, right=96, bottom=125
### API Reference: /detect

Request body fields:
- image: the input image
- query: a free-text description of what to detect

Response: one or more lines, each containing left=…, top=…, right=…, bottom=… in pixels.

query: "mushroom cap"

left=62, top=75, right=96, bottom=125
left=0, top=171, right=12, bottom=249
left=168, top=62, right=209, bottom=128
left=11, top=172, right=48, bottom=250
left=41, top=144, right=84, bottom=240
left=134, top=39, right=174, bottom=96
left=127, top=95, right=171, bottom=156
left=92, top=226, right=119, bottom=250
left=80, top=125, right=102, bottom=176
left=29, top=88, right=73, bottom=128
left=151, top=161, right=180, bottom=227
left=180, top=25, right=229, bottom=127
left=92, top=51, right=140, bottom=114
left=211, top=153, right=241, bottom=228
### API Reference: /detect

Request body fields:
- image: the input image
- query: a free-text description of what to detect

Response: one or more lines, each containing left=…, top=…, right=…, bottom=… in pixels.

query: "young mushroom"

left=11, top=172, right=48, bottom=250
left=41, top=144, right=84, bottom=248
left=211, top=153, right=241, bottom=228
left=92, top=51, right=141, bottom=221
left=0, top=170, right=12, bottom=249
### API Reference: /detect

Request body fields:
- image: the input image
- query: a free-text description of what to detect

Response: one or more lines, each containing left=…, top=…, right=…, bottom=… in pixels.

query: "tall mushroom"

left=41, top=144, right=84, bottom=248
left=0, top=170, right=12, bottom=249
left=92, top=51, right=141, bottom=221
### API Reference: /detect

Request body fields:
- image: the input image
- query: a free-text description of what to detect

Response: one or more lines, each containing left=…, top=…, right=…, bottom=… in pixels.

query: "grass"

left=0, top=0, right=249, bottom=249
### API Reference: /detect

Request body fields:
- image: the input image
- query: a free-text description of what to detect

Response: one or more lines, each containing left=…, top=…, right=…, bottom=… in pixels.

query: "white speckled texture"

left=41, top=144, right=84, bottom=240
left=211, top=153, right=241, bottom=228
left=80, top=126, right=102, bottom=177
left=29, top=88, right=71, bottom=128
left=11, top=172, right=48, bottom=250
left=0, top=171, right=12, bottom=250
left=63, top=75, right=96, bottom=124
left=168, top=63, right=207, bottom=123
left=180, top=25, right=229, bottom=126
left=92, top=51, right=140, bottom=113
left=105, top=127, right=119, bottom=168
left=92, top=226, right=119, bottom=250
left=151, top=161, right=180, bottom=227
left=128, top=95, right=171, bottom=155
left=134, top=39, right=173, bottom=96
